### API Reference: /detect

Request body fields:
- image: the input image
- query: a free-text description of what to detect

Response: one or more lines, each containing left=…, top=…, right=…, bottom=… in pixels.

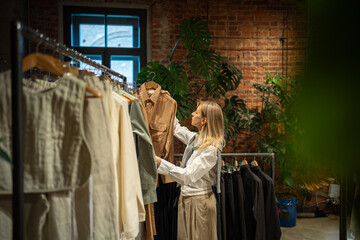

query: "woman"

left=156, top=101, right=225, bottom=240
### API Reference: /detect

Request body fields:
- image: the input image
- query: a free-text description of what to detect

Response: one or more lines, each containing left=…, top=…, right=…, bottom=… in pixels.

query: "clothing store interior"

left=1, top=0, right=359, bottom=240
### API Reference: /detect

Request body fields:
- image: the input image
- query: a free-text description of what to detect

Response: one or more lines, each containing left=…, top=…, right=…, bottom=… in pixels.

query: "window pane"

left=107, top=15, right=140, bottom=48
left=111, top=55, right=140, bottom=88
left=71, top=14, right=105, bottom=47
left=107, top=25, right=133, bottom=48
left=80, top=24, right=105, bottom=47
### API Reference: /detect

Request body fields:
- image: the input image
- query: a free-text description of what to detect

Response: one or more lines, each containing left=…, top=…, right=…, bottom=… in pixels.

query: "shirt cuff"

left=157, top=159, right=174, bottom=176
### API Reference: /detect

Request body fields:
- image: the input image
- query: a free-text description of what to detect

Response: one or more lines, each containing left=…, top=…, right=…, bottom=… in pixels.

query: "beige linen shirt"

left=112, top=92, right=145, bottom=239
left=134, top=83, right=177, bottom=184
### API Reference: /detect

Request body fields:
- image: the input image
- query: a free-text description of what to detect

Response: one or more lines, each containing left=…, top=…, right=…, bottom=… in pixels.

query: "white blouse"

left=157, top=118, right=218, bottom=196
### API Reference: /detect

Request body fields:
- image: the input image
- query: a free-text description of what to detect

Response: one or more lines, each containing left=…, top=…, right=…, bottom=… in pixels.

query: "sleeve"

left=157, top=146, right=217, bottom=185
left=173, top=117, right=197, bottom=145
left=163, top=100, right=177, bottom=164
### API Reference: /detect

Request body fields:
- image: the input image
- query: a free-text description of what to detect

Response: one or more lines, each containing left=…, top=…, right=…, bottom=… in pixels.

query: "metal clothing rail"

left=174, top=152, right=275, bottom=180
left=10, top=21, right=127, bottom=240
left=22, top=24, right=127, bottom=82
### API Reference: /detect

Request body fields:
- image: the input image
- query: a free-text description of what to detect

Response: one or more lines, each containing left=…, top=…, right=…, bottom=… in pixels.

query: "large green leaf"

left=173, top=93, right=196, bottom=122
left=180, top=17, right=210, bottom=51
left=206, top=57, right=242, bottom=98
left=222, top=96, right=247, bottom=141
left=187, top=49, right=221, bottom=80
left=136, top=61, right=188, bottom=96
left=136, top=61, right=193, bottom=121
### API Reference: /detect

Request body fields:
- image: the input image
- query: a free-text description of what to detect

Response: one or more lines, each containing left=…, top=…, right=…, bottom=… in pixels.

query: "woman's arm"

left=174, top=118, right=197, bottom=145
left=156, top=146, right=217, bottom=185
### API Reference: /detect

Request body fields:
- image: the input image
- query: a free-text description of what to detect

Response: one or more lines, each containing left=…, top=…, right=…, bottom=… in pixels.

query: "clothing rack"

left=10, top=21, right=127, bottom=240
left=174, top=152, right=275, bottom=180
left=22, top=23, right=127, bottom=82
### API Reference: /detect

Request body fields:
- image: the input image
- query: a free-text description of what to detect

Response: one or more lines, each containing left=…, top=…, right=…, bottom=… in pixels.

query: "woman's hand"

left=156, top=156, right=162, bottom=168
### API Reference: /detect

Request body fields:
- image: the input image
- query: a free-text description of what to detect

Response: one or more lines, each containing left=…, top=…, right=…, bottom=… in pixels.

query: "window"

left=63, top=6, right=147, bottom=88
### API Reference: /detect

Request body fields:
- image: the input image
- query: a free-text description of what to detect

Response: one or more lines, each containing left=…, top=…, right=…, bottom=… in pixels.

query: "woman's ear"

left=201, top=118, right=207, bottom=126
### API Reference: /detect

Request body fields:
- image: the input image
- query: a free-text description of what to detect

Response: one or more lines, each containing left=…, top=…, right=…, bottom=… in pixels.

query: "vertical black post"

left=11, top=21, right=24, bottom=240
left=340, top=171, right=347, bottom=240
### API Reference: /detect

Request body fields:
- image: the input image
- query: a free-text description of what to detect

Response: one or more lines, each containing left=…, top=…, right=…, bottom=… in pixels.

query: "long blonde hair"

left=197, top=101, right=225, bottom=151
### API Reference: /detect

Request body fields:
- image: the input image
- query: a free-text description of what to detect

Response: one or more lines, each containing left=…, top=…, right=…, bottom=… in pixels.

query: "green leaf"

left=187, top=49, right=221, bottom=80
left=0, top=148, right=11, bottom=165
left=283, top=171, right=295, bottom=188
left=206, top=57, right=242, bottom=98
left=180, top=17, right=210, bottom=51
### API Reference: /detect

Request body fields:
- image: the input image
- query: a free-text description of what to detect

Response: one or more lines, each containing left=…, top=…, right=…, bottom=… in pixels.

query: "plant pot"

left=277, top=197, right=298, bottom=228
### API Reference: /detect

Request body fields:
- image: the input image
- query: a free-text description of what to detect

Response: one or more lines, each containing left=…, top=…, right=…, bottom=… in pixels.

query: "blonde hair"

left=196, top=101, right=225, bottom=151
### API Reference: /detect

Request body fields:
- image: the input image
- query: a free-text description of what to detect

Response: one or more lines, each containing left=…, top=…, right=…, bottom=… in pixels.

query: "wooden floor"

left=281, top=215, right=340, bottom=240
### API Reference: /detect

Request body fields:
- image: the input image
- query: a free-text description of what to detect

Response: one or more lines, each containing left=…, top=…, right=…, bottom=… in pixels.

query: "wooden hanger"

left=23, top=53, right=102, bottom=98
left=251, top=160, right=258, bottom=166
left=122, top=94, right=134, bottom=103
left=241, top=159, right=248, bottom=166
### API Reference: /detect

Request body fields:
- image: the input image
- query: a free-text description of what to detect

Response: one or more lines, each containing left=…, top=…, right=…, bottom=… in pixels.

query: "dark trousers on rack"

left=154, top=176, right=180, bottom=240
left=224, top=173, right=236, bottom=240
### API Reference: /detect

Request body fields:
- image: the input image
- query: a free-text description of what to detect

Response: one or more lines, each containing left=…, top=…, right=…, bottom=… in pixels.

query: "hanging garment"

left=240, top=164, right=266, bottom=240
left=224, top=172, right=236, bottom=240
left=233, top=170, right=247, bottom=240
left=134, top=82, right=177, bottom=184
left=0, top=70, right=92, bottom=194
left=0, top=193, right=49, bottom=240
left=129, top=98, right=158, bottom=240
left=129, top=98, right=158, bottom=205
left=220, top=173, right=227, bottom=240
left=112, top=92, right=145, bottom=239
left=0, top=71, right=92, bottom=240
left=73, top=75, right=119, bottom=240
left=251, top=165, right=281, bottom=240
left=154, top=178, right=179, bottom=240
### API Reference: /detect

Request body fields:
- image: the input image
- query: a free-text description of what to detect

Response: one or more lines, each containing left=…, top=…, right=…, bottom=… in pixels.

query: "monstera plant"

left=136, top=17, right=243, bottom=141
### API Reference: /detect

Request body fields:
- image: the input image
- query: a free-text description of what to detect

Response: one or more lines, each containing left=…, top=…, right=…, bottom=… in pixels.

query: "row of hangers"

left=221, top=157, right=259, bottom=173
left=22, top=52, right=137, bottom=103
left=23, top=53, right=103, bottom=98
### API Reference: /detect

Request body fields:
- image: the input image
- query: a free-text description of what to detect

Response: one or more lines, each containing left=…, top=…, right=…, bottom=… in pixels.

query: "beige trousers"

left=177, top=192, right=217, bottom=240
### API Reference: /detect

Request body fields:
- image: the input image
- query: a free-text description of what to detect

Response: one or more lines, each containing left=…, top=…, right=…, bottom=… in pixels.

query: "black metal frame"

left=63, top=6, right=147, bottom=85
left=10, top=21, right=126, bottom=240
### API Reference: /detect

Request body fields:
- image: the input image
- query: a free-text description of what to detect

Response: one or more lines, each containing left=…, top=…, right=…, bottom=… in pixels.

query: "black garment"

left=224, top=172, right=236, bottom=240
left=154, top=176, right=180, bottom=240
left=251, top=166, right=281, bottom=240
left=240, top=164, right=266, bottom=240
left=233, top=170, right=247, bottom=240
left=220, top=173, right=227, bottom=240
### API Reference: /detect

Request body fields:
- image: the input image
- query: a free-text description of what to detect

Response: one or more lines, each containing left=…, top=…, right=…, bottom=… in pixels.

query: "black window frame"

left=63, top=6, right=147, bottom=84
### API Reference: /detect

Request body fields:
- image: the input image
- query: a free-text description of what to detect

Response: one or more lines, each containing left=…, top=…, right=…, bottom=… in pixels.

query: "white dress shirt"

left=157, top=118, right=218, bottom=196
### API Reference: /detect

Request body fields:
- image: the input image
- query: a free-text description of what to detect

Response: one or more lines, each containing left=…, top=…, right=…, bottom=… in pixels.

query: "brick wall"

left=28, top=0, right=307, bottom=155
